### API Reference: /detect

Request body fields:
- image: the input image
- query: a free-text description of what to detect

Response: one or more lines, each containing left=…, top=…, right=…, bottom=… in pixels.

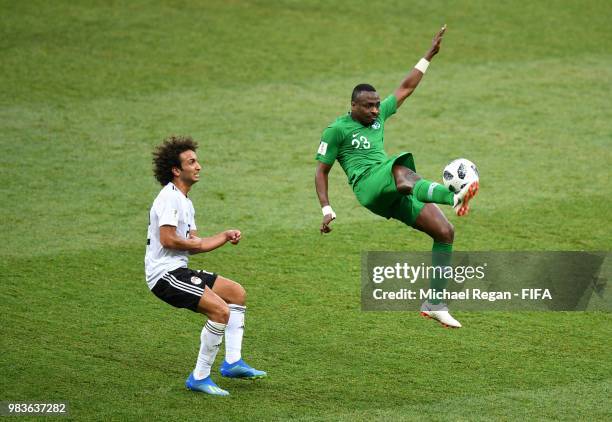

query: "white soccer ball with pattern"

left=442, top=158, right=479, bottom=193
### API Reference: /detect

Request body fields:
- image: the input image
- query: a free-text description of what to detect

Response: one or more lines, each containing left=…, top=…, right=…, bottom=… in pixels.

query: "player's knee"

left=438, top=222, right=455, bottom=243
left=393, top=166, right=421, bottom=194
left=395, top=179, right=413, bottom=194
left=232, top=283, right=246, bottom=306
left=396, top=176, right=421, bottom=194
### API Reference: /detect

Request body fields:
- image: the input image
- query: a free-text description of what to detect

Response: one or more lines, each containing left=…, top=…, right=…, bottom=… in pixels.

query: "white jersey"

left=145, top=182, right=197, bottom=289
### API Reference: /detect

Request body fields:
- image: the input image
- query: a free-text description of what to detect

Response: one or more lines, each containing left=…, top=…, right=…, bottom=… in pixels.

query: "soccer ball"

left=442, top=158, right=479, bottom=193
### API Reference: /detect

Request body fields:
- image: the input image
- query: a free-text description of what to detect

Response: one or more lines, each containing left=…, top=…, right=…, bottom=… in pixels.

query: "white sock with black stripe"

left=225, top=305, right=246, bottom=364
left=193, top=320, right=226, bottom=380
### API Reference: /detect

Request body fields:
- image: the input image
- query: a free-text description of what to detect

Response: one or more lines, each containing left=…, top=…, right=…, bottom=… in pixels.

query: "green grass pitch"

left=1, top=0, right=611, bottom=420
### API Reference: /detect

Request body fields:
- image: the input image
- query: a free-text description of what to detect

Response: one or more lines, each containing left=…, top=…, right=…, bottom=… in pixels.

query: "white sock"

left=193, top=320, right=226, bottom=380
left=225, top=305, right=246, bottom=364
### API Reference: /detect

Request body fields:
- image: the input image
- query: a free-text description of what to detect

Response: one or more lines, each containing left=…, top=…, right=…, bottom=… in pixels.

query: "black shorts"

left=151, top=267, right=218, bottom=312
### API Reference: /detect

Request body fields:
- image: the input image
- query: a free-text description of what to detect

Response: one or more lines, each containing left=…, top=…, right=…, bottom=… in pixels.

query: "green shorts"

left=353, top=152, right=425, bottom=226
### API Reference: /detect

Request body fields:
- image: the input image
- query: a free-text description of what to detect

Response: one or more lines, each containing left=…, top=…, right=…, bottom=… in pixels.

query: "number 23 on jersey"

left=351, top=134, right=370, bottom=150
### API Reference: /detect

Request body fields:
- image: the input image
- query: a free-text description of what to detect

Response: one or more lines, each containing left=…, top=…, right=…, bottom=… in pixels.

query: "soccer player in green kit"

left=315, top=25, right=478, bottom=328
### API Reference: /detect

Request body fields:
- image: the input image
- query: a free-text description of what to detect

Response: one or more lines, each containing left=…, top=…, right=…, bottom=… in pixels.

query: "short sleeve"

left=316, top=126, right=342, bottom=164
left=379, top=95, right=397, bottom=122
left=156, top=192, right=181, bottom=227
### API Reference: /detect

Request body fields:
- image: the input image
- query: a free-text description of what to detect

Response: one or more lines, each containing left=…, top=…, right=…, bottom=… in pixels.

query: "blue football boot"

left=185, top=373, right=230, bottom=396
left=219, top=359, right=267, bottom=379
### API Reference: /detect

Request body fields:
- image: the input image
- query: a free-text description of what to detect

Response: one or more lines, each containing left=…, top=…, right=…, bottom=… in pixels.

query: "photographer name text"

left=372, top=288, right=552, bottom=302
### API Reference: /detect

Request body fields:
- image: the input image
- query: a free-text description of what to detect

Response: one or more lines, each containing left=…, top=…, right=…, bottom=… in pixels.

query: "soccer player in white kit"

left=145, top=136, right=266, bottom=396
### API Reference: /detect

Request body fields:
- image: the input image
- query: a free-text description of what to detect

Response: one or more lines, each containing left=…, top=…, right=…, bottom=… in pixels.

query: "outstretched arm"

left=394, top=25, right=446, bottom=108
left=315, top=161, right=336, bottom=234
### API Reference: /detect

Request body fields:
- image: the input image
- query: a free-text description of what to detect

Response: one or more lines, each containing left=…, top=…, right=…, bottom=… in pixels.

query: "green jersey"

left=316, top=94, right=398, bottom=186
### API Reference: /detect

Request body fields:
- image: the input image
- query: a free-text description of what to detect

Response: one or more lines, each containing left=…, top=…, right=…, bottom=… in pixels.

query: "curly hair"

left=152, top=135, right=199, bottom=186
